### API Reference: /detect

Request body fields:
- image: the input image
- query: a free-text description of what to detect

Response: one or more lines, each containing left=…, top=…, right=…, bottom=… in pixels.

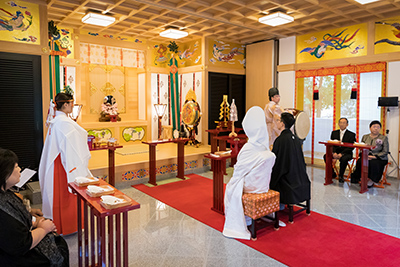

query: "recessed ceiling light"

left=258, top=11, right=294, bottom=27
left=159, top=28, right=188, bottom=39
left=82, top=12, right=115, bottom=27
left=354, top=0, right=380, bottom=4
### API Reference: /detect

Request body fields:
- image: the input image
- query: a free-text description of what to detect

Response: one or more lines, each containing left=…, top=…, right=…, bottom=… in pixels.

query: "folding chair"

left=373, top=162, right=392, bottom=188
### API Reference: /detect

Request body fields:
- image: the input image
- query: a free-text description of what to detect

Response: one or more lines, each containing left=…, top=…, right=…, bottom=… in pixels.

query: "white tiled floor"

left=64, top=166, right=400, bottom=266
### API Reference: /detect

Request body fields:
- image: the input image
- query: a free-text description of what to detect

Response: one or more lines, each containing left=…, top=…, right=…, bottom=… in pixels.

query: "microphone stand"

left=385, top=130, right=400, bottom=178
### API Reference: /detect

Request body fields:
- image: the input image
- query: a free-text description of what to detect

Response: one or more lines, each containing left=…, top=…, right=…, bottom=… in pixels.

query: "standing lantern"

left=229, top=99, right=238, bottom=137
left=154, top=103, right=167, bottom=139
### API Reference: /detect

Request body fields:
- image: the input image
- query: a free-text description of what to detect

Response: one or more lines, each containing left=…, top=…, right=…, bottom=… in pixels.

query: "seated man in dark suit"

left=323, top=118, right=356, bottom=183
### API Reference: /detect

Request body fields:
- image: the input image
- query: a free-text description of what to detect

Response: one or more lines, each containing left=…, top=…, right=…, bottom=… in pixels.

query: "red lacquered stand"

left=204, top=153, right=233, bottom=215
left=69, top=180, right=140, bottom=267
left=142, top=138, right=189, bottom=186
left=227, top=138, right=247, bottom=166
left=214, top=134, right=247, bottom=167
left=90, top=145, right=123, bottom=186
left=319, top=141, right=375, bottom=194
left=205, top=128, right=243, bottom=153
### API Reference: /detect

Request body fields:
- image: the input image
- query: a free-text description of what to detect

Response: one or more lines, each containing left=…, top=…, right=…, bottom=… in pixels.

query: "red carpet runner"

left=133, top=174, right=400, bottom=266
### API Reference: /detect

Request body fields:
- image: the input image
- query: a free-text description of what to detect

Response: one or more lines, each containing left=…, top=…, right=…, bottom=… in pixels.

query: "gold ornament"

left=218, top=95, right=230, bottom=128
left=185, top=89, right=197, bottom=102
left=42, top=47, right=50, bottom=54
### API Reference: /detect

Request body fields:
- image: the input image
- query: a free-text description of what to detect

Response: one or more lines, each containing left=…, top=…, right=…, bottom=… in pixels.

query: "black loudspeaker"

left=378, top=97, right=398, bottom=107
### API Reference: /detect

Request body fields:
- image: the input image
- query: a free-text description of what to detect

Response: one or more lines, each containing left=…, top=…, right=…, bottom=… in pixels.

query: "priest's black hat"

left=268, top=87, right=279, bottom=100
left=281, top=112, right=295, bottom=129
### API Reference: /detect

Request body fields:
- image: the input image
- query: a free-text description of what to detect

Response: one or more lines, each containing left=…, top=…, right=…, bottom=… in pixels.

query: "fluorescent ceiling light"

left=159, top=28, right=188, bottom=39
left=82, top=12, right=115, bottom=27
left=258, top=11, right=294, bottom=27
left=354, top=0, right=380, bottom=4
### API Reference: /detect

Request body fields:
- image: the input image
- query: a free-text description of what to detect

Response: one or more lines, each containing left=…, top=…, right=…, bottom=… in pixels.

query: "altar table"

left=69, top=179, right=140, bottom=267
left=319, top=141, right=375, bottom=194
left=142, top=138, right=189, bottom=186
left=90, top=145, right=123, bottom=186
left=215, top=134, right=247, bottom=166
left=205, top=128, right=243, bottom=153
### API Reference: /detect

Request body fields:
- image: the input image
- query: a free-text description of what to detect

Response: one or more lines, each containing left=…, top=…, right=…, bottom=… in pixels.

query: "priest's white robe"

left=223, top=106, right=276, bottom=240
left=39, top=111, right=92, bottom=221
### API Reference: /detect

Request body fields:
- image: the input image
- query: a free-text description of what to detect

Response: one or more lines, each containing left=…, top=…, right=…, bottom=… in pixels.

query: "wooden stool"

left=242, top=190, right=280, bottom=240
left=288, top=199, right=311, bottom=224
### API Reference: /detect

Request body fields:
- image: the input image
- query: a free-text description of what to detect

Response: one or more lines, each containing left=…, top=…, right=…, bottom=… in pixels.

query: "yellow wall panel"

left=297, top=23, right=368, bottom=63
left=375, top=16, right=400, bottom=54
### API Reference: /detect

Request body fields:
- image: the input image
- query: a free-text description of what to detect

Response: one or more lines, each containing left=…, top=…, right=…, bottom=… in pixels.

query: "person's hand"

left=32, top=216, right=44, bottom=229
left=30, top=208, right=43, bottom=217
left=368, top=155, right=376, bottom=160
left=37, top=219, right=57, bottom=234
left=332, top=153, right=338, bottom=159
left=337, top=153, right=342, bottom=159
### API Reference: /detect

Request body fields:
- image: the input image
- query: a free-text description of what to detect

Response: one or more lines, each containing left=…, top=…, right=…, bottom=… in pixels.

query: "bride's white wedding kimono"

left=223, top=106, right=276, bottom=240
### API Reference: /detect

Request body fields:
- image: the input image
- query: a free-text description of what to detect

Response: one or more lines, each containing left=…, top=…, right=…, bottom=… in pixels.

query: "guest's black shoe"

left=338, top=177, right=344, bottom=183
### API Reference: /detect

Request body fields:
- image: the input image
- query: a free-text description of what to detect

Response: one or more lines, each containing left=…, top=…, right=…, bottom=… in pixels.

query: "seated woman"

left=223, top=106, right=276, bottom=240
left=351, top=120, right=389, bottom=187
left=0, top=148, right=69, bottom=266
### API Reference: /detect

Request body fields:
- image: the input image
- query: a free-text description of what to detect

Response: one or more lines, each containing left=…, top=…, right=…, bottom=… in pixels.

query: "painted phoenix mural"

left=297, top=23, right=367, bottom=63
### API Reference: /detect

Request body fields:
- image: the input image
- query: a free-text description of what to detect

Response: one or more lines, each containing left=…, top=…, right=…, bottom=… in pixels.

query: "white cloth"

left=223, top=106, right=276, bottom=240
left=39, top=111, right=92, bottom=219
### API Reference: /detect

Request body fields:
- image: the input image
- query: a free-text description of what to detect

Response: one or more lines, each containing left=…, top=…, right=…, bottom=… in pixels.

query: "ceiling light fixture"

left=258, top=11, right=294, bottom=27
left=159, top=28, right=188, bottom=39
left=82, top=12, right=115, bottom=27
left=354, top=0, right=380, bottom=4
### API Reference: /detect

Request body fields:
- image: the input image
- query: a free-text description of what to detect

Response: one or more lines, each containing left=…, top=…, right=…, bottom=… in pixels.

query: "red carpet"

left=133, top=174, right=400, bottom=267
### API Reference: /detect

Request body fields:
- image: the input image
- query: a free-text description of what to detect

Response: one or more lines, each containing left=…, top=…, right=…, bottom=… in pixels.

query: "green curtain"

left=49, top=39, right=61, bottom=99
left=169, top=57, right=180, bottom=132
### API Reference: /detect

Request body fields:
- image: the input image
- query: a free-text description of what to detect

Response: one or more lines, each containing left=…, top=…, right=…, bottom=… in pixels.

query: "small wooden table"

left=204, top=153, right=233, bottom=215
left=319, top=141, right=375, bottom=193
left=206, top=128, right=243, bottom=153
left=69, top=180, right=140, bottom=267
left=142, top=138, right=189, bottom=186
left=214, top=134, right=247, bottom=166
left=90, top=145, right=123, bottom=186
left=227, top=138, right=247, bottom=166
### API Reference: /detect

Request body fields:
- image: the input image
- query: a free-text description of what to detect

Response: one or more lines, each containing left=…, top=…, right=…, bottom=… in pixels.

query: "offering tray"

left=86, top=185, right=115, bottom=198
left=100, top=195, right=132, bottom=210
left=74, top=177, right=100, bottom=187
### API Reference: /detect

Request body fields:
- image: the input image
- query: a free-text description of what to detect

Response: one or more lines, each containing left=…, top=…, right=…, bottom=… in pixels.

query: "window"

left=296, top=63, right=386, bottom=163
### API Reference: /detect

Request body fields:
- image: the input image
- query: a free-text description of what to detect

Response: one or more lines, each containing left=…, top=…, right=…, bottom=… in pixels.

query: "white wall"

left=278, top=71, right=295, bottom=109
left=278, top=37, right=296, bottom=110
left=279, top=36, right=296, bottom=65
left=386, top=61, right=400, bottom=176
